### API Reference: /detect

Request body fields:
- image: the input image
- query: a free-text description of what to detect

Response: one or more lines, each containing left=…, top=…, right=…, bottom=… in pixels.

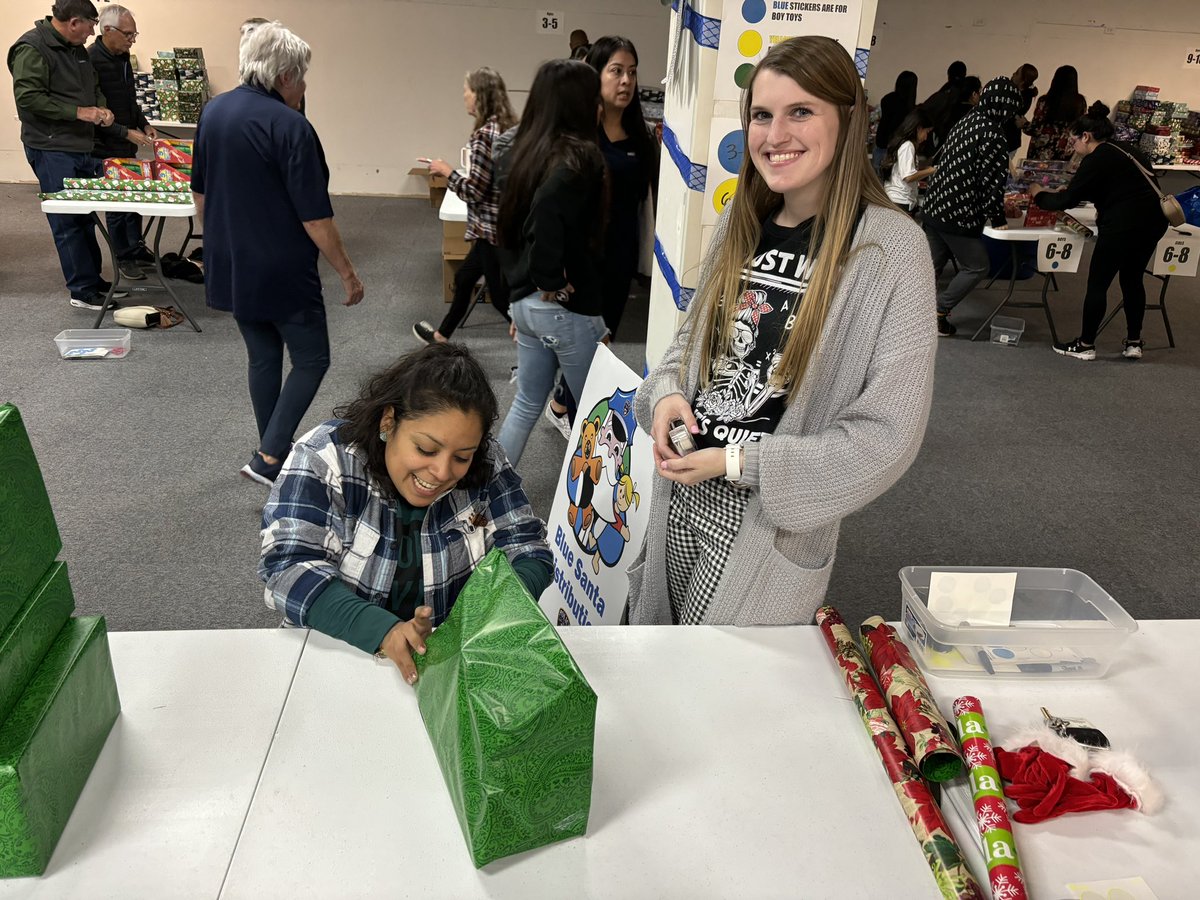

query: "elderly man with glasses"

left=7, top=0, right=130, bottom=311
left=89, top=3, right=156, bottom=281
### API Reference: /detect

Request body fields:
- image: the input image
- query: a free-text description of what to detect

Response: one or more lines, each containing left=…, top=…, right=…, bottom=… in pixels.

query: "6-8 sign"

left=1152, top=233, right=1200, bottom=276
left=1036, top=235, right=1081, bottom=273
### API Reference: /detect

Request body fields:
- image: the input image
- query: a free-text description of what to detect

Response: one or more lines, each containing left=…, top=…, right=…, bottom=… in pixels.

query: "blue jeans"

left=105, top=211, right=144, bottom=260
left=498, top=294, right=606, bottom=465
left=236, top=311, right=331, bottom=459
left=25, top=147, right=104, bottom=297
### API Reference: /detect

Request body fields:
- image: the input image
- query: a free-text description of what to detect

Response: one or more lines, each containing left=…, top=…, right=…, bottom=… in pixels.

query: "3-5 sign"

left=1037, top=235, right=1082, bottom=273
left=537, top=10, right=563, bottom=34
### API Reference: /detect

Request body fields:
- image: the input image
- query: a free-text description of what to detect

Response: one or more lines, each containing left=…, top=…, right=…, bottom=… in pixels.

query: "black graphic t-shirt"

left=694, top=215, right=815, bottom=449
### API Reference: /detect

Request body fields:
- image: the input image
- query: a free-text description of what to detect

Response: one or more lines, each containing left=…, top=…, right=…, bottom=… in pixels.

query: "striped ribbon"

left=671, top=0, right=721, bottom=50
left=661, top=121, right=707, bottom=194
left=654, top=236, right=695, bottom=312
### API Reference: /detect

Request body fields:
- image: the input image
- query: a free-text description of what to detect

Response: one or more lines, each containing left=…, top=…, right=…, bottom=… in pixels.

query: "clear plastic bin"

left=899, top=566, right=1137, bottom=679
left=990, top=316, right=1025, bottom=346
left=53, top=329, right=130, bottom=360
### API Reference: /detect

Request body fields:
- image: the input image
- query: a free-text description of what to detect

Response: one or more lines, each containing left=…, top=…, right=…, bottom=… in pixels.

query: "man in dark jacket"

left=921, top=76, right=1022, bottom=336
left=89, top=3, right=155, bottom=280
left=8, top=0, right=127, bottom=310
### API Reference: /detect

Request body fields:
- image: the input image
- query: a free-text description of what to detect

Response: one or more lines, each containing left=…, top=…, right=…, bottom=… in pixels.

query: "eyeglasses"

left=106, top=26, right=139, bottom=39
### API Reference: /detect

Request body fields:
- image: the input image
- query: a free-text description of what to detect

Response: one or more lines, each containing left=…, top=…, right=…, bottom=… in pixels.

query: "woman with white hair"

left=192, top=22, right=364, bottom=486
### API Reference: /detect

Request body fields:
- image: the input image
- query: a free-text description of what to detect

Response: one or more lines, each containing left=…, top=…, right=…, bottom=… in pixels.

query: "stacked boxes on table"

left=1114, top=85, right=1194, bottom=164
left=0, top=404, right=121, bottom=878
left=147, top=49, right=209, bottom=124
left=134, top=72, right=160, bottom=121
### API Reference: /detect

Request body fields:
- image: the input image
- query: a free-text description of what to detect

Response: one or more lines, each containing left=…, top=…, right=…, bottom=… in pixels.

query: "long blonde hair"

left=684, top=36, right=896, bottom=402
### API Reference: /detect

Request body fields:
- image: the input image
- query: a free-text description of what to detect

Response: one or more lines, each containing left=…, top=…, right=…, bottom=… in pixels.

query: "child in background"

left=882, top=107, right=937, bottom=214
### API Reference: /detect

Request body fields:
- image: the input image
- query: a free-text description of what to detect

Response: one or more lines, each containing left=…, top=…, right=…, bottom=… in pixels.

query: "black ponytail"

left=1072, top=101, right=1114, bottom=141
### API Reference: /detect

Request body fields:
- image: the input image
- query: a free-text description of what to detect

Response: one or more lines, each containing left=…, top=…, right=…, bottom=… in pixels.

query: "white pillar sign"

left=1152, top=231, right=1199, bottom=277
left=1036, top=234, right=1082, bottom=274
left=539, top=344, right=656, bottom=626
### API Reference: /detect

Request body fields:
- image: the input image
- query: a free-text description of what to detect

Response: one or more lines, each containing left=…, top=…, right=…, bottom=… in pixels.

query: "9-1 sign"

left=1036, top=234, right=1082, bottom=273
left=1152, top=232, right=1200, bottom=277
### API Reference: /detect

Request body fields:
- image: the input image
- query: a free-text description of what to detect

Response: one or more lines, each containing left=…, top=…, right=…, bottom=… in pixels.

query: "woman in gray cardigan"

left=626, top=36, right=937, bottom=626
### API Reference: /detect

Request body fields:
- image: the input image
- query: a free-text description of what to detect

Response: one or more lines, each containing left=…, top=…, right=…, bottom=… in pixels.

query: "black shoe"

left=119, top=258, right=147, bottom=281
left=412, top=321, right=437, bottom=344
left=1053, top=338, right=1096, bottom=361
left=1121, top=339, right=1144, bottom=360
left=131, top=246, right=156, bottom=265
left=95, top=279, right=130, bottom=299
left=937, top=314, right=956, bottom=337
left=240, top=452, right=283, bottom=486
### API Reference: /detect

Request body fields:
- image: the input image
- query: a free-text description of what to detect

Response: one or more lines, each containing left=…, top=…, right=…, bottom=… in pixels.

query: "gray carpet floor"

left=1, top=183, right=1197, bottom=632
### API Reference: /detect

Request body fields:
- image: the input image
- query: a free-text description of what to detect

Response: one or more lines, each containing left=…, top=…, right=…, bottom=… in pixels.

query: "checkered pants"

left=665, top=478, right=752, bottom=625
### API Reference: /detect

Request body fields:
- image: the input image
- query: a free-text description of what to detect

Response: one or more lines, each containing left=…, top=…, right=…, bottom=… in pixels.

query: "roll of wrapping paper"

left=816, top=606, right=984, bottom=900
left=952, top=696, right=1028, bottom=900
left=860, top=616, right=964, bottom=783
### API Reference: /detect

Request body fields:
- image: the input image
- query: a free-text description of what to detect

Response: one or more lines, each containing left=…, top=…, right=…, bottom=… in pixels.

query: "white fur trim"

left=1091, top=749, right=1165, bottom=815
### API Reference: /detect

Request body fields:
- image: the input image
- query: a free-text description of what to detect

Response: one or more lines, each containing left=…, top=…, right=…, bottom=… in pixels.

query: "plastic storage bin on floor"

left=898, top=566, right=1137, bottom=679
left=53, top=329, right=130, bottom=360
left=990, top=316, right=1025, bottom=346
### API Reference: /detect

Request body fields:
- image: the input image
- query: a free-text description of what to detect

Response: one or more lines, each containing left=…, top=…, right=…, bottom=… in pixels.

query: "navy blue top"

left=192, top=84, right=334, bottom=322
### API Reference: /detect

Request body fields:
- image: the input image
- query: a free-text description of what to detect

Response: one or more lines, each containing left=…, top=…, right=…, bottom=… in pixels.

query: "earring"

left=378, top=428, right=388, bottom=443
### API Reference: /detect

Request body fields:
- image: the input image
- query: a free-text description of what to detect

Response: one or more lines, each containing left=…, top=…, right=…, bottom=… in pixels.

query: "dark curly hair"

left=334, top=343, right=499, bottom=495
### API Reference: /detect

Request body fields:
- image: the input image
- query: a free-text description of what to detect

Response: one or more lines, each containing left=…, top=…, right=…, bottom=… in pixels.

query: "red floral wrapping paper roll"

left=860, top=616, right=964, bottom=783
left=953, top=696, right=1028, bottom=900
left=816, top=605, right=984, bottom=900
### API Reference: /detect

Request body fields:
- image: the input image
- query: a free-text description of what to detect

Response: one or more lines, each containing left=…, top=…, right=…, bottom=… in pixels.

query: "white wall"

left=2, top=0, right=670, bottom=194
left=867, top=0, right=1200, bottom=115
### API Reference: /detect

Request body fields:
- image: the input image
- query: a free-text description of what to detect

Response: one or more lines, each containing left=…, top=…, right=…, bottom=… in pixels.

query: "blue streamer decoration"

left=855, top=48, right=870, bottom=79
left=654, top=236, right=695, bottom=312
left=662, top=121, right=707, bottom=194
left=671, top=0, right=721, bottom=50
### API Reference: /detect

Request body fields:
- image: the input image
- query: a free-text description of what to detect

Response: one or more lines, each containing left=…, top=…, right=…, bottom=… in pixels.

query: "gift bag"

left=413, top=549, right=597, bottom=867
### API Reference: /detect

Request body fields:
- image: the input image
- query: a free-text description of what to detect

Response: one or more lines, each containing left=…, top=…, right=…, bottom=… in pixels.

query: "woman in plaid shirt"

left=259, top=344, right=553, bottom=685
left=413, top=68, right=518, bottom=344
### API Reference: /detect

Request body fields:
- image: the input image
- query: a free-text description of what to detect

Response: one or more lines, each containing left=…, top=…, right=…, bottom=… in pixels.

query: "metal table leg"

left=970, top=244, right=1021, bottom=341
left=148, top=216, right=202, bottom=332
left=91, top=212, right=120, bottom=328
left=1097, top=273, right=1174, bottom=348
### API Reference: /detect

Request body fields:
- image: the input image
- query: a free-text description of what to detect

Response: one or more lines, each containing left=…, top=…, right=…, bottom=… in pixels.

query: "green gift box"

left=0, top=405, right=61, bottom=636
left=0, top=563, right=74, bottom=727
left=0, top=616, right=121, bottom=878
left=414, top=550, right=596, bottom=868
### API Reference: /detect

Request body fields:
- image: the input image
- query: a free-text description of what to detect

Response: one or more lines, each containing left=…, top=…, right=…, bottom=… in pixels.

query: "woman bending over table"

left=259, top=344, right=553, bottom=684
left=625, top=36, right=937, bottom=626
left=1031, top=102, right=1169, bottom=361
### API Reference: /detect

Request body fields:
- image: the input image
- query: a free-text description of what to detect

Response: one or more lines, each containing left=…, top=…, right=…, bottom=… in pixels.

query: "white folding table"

left=39, top=199, right=201, bottom=332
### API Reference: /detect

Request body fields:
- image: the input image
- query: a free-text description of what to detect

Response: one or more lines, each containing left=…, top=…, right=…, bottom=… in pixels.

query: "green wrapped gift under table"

left=413, top=550, right=597, bottom=868
left=0, top=406, right=61, bottom=635
left=0, top=403, right=121, bottom=878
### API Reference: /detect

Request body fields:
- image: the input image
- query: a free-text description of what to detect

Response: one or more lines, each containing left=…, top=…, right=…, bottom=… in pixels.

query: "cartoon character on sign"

left=566, top=415, right=603, bottom=541
left=564, top=387, right=640, bottom=572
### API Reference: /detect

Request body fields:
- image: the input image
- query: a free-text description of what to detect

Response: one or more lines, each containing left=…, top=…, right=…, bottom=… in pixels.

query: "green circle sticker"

left=734, top=63, right=755, bottom=89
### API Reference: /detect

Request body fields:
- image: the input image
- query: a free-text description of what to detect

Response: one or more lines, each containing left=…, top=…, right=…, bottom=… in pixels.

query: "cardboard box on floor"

left=408, top=166, right=448, bottom=209
left=443, top=220, right=469, bottom=257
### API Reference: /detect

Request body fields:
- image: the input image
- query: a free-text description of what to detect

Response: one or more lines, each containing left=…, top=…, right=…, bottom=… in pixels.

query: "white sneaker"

left=1122, top=340, right=1144, bottom=360
left=1053, top=339, right=1096, bottom=361
left=543, top=400, right=572, bottom=439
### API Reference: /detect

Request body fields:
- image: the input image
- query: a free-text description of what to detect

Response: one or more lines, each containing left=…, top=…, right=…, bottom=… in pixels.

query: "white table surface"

left=983, top=206, right=1097, bottom=241
left=40, top=199, right=196, bottom=217
left=438, top=182, right=467, bottom=223
left=221, top=627, right=938, bottom=899
left=0, top=628, right=308, bottom=899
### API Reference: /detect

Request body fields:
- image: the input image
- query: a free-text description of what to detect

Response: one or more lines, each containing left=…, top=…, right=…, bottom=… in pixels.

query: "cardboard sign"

left=539, top=344, right=655, bottom=626
left=1151, top=231, right=1200, bottom=277
left=1036, top=234, right=1082, bottom=273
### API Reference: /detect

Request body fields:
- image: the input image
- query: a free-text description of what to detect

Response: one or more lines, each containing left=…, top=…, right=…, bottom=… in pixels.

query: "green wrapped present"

left=0, top=563, right=74, bottom=727
left=0, top=616, right=121, bottom=878
left=0, top=405, right=61, bottom=636
left=413, top=550, right=596, bottom=868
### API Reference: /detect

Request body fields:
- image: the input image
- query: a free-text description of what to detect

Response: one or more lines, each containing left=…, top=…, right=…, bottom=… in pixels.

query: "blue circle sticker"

left=742, top=0, right=767, bottom=24
left=718, top=129, right=744, bottom=174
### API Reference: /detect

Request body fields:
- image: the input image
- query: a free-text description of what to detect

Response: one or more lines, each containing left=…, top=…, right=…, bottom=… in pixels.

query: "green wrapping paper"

left=860, top=616, right=963, bottom=782
left=0, top=616, right=121, bottom=878
left=0, top=404, right=61, bottom=636
left=413, top=550, right=597, bottom=867
left=816, top=606, right=984, bottom=900
left=63, top=178, right=189, bottom=193
left=0, top=563, right=74, bottom=726
left=39, top=189, right=191, bottom=204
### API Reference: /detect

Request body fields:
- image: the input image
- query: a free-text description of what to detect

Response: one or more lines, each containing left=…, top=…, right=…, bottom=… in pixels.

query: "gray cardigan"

left=627, top=203, right=937, bottom=625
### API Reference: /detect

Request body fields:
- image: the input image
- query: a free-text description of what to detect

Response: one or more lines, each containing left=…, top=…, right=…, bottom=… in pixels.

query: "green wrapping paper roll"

left=816, top=605, right=984, bottom=900
left=861, top=616, right=963, bottom=782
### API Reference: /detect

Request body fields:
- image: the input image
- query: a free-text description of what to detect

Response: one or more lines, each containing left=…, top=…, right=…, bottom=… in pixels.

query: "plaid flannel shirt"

left=447, top=117, right=501, bottom=244
left=259, top=421, right=551, bottom=628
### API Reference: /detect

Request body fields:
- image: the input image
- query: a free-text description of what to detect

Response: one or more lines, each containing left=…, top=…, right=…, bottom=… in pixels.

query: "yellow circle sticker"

left=713, top=177, right=739, bottom=214
left=737, top=30, right=763, bottom=58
